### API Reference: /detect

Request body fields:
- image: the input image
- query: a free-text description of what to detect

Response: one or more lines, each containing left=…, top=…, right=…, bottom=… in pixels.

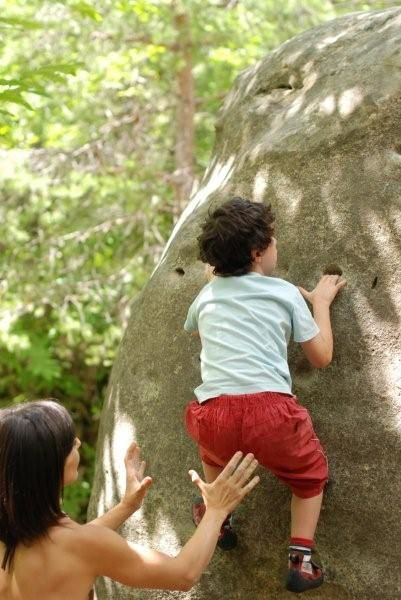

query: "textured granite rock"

left=89, top=9, right=401, bottom=599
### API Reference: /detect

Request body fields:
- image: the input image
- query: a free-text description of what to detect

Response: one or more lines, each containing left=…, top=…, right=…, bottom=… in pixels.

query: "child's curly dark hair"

left=198, top=197, right=275, bottom=276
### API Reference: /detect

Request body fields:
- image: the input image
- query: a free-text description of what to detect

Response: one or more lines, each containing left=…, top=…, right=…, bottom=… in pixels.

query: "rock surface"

left=89, top=9, right=401, bottom=599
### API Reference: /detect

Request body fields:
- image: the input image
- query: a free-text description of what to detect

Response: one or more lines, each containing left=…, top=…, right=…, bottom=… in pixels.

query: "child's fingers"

left=298, top=286, right=311, bottom=301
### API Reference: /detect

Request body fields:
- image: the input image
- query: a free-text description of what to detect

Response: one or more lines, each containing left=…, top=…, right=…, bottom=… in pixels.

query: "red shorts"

left=185, top=391, right=328, bottom=499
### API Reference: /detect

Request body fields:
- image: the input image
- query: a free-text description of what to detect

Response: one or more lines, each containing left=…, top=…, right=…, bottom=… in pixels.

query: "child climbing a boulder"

left=184, top=197, right=346, bottom=593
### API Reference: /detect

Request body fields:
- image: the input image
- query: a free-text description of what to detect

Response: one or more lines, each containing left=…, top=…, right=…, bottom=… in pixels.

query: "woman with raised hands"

left=0, top=399, right=259, bottom=600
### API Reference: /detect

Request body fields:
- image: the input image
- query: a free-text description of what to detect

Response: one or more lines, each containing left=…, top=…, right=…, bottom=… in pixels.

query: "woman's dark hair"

left=198, top=197, right=275, bottom=276
left=0, top=399, right=75, bottom=570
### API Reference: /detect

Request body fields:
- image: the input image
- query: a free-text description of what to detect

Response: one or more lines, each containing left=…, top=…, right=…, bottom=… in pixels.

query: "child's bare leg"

left=287, top=492, right=324, bottom=592
left=290, top=492, right=323, bottom=540
left=201, top=461, right=224, bottom=483
left=199, top=445, right=225, bottom=483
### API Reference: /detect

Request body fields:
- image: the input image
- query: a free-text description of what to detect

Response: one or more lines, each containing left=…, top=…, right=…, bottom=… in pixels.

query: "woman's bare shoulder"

left=47, top=518, right=112, bottom=555
left=54, top=518, right=126, bottom=562
left=54, top=519, right=140, bottom=582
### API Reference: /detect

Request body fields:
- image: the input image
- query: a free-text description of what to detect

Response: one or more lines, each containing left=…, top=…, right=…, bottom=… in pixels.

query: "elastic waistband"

left=198, top=391, right=295, bottom=406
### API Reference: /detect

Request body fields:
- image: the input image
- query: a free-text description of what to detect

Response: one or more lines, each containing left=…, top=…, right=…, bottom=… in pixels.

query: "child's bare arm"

left=299, top=275, right=346, bottom=368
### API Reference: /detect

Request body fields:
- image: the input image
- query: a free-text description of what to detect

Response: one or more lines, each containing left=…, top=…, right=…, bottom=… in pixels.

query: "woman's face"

left=63, top=437, right=81, bottom=486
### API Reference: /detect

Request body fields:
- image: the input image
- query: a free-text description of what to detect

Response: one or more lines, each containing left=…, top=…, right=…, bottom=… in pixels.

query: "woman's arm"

left=82, top=452, right=259, bottom=590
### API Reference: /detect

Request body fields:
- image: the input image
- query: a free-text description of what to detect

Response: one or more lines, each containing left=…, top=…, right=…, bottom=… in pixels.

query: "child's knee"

left=199, top=445, right=225, bottom=468
left=289, top=453, right=328, bottom=498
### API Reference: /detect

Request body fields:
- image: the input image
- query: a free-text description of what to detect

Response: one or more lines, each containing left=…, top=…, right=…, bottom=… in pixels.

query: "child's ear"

left=205, top=264, right=215, bottom=281
left=251, top=249, right=261, bottom=262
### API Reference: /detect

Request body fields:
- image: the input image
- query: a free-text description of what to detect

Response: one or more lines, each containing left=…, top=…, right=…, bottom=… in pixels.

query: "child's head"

left=0, top=399, right=77, bottom=569
left=198, top=197, right=275, bottom=276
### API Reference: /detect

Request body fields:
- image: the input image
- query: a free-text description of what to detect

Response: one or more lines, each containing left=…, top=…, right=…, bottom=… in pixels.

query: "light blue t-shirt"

left=184, top=272, right=319, bottom=402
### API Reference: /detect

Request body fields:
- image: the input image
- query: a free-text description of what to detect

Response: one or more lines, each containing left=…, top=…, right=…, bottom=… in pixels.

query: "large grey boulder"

left=88, top=9, right=401, bottom=599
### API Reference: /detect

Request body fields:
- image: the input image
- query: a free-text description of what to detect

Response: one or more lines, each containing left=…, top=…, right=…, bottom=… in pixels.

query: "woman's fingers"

left=189, top=454, right=260, bottom=515
left=140, top=476, right=153, bottom=493
left=189, top=469, right=204, bottom=493
left=125, top=442, right=140, bottom=464
left=124, top=442, right=135, bottom=461
left=240, top=475, right=260, bottom=496
left=214, top=452, right=258, bottom=498
left=215, top=451, right=243, bottom=481
left=213, top=452, right=258, bottom=487
left=137, top=460, right=146, bottom=479
left=189, top=469, right=199, bottom=483
left=124, top=444, right=150, bottom=484
left=225, top=470, right=260, bottom=512
left=240, top=457, right=259, bottom=486
left=230, top=454, right=258, bottom=485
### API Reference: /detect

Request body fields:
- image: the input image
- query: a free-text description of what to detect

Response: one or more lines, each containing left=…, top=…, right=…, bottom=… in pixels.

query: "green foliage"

left=1, top=0, right=398, bottom=520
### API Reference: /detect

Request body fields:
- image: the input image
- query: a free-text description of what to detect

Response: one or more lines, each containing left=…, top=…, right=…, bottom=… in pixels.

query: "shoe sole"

left=285, top=570, right=324, bottom=593
left=217, top=528, right=238, bottom=551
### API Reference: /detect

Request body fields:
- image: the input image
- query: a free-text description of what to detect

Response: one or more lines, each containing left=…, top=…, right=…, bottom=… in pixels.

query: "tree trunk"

left=89, top=9, right=401, bottom=599
left=172, top=6, right=195, bottom=213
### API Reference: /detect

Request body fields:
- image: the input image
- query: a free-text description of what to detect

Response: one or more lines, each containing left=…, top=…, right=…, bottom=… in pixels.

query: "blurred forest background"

left=0, top=0, right=397, bottom=519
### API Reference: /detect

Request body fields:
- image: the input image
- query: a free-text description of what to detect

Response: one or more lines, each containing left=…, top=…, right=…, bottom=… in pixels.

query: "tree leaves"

left=0, top=16, right=43, bottom=30
left=0, top=90, right=34, bottom=110
left=71, top=1, right=103, bottom=22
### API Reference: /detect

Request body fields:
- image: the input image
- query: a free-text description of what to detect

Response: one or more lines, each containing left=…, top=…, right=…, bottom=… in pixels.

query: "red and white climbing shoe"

left=285, top=548, right=324, bottom=593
